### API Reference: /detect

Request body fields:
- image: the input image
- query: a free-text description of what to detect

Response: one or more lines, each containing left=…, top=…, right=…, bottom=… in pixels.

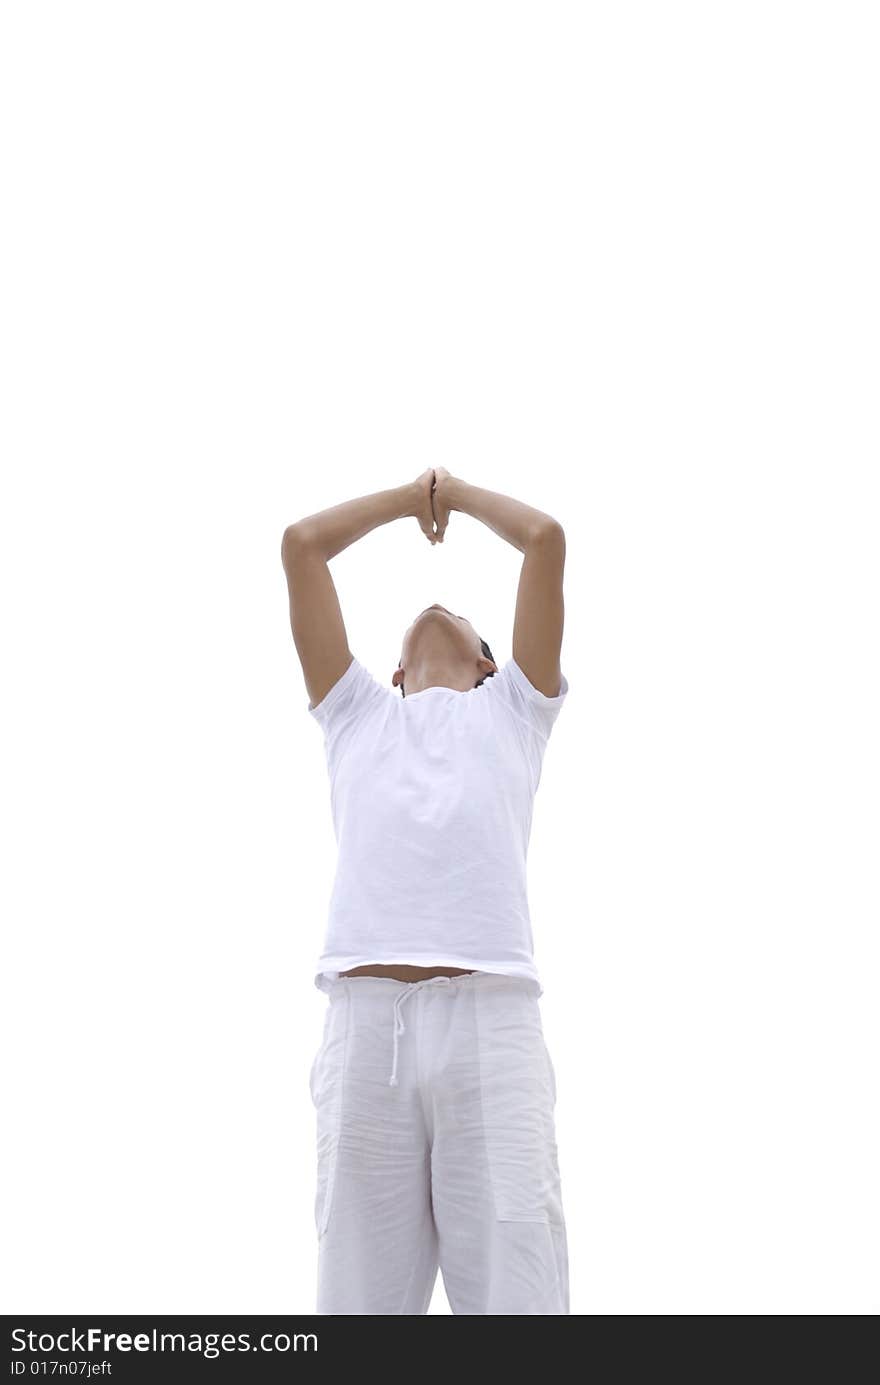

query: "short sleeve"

left=487, top=656, right=569, bottom=742
left=307, top=655, right=391, bottom=764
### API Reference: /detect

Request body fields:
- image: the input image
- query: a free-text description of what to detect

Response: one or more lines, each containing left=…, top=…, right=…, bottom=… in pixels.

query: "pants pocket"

left=314, top=1105, right=340, bottom=1239
left=310, top=999, right=348, bottom=1239
left=476, top=990, right=564, bottom=1226
left=542, top=1037, right=558, bottom=1107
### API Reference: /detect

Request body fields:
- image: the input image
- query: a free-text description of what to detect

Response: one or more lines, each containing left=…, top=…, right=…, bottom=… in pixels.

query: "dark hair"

left=398, top=638, right=497, bottom=698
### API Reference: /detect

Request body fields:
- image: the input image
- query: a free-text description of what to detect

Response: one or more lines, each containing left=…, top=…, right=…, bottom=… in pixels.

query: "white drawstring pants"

left=308, top=970, right=569, bottom=1315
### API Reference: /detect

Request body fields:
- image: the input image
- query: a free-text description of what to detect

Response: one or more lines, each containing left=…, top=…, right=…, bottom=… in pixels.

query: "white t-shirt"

left=307, top=653, right=569, bottom=995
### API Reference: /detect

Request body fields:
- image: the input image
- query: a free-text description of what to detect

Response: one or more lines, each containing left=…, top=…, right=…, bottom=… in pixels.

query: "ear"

left=392, top=667, right=404, bottom=690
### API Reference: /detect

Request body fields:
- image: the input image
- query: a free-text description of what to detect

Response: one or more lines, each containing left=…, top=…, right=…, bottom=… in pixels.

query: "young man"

left=280, top=466, right=570, bottom=1315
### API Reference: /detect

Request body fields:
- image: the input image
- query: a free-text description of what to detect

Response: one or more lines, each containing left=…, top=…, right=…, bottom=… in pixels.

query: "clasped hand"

left=411, top=466, right=453, bottom=545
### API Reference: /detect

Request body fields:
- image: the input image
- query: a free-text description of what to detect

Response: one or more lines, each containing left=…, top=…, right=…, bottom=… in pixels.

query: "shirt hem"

left=314, top=954, right=542, bottom=997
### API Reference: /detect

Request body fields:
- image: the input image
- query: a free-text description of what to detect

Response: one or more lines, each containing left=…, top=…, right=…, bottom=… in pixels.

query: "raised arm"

left=281, top=471, right=437, bottom=709
left=433, top=471, right=565, bottom=699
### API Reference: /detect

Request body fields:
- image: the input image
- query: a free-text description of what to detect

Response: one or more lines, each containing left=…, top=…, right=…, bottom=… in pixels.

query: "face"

left=395, top=604, right=485, bottom=691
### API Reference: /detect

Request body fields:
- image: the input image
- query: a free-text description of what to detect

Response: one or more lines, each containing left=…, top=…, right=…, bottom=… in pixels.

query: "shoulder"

left=483, top=656, right=570, bottom=739
left=494, top=656, right=568, bottom=704
left=307, top=655, right=394, bottom=730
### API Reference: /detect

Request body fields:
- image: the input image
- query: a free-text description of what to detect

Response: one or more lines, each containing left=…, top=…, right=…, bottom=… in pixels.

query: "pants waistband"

left=321, top=969, right=541, bottom=998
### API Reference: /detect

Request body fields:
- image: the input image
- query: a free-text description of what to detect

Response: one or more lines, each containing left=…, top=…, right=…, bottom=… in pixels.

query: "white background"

left=2, top=1, right=877, bottom=1316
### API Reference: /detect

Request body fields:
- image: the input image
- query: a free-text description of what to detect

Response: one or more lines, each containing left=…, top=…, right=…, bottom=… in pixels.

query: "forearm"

left=444, top=477, right=560, bottom=552
left=284, top=482, right=418, bottom=562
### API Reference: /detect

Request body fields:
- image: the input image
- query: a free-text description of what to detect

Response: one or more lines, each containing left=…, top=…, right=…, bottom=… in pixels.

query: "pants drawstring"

left=389, top=976, right=452, bottom=1086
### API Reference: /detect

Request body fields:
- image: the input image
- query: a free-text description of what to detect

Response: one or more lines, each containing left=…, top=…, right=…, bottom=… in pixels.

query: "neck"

left=405, top=660, right=474, bottom=695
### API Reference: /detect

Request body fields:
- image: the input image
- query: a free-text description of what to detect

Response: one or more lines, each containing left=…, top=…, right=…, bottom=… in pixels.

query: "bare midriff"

left=339, top=963, right=477, bottom=982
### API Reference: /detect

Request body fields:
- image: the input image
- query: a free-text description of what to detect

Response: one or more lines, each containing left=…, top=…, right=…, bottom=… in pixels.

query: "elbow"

left=280, top=521, right=315, bottom=564
left=529, top=519, right=565, bottom=548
